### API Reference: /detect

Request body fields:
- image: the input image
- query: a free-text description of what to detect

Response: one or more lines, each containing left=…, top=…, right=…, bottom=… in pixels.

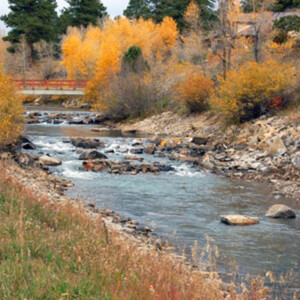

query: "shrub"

left=93, top=72, right=158, bottom=120
left=175, top=72, right=213, bottom=113
left=0, top=68, right=23, bottom=146
left=210, top=60, right=296, bottom=123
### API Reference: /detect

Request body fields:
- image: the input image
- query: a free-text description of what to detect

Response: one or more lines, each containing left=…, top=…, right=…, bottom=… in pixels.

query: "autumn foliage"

left=210, top=60, right=296, bottom=123
left=0, top=68, right=23, bottom=146
left=176, top=72, right=213, bottom=112
left=61, top=17, right=178, bottom=115
left=59, top=0, right=299, bottom=121
left=62, top=17, right=178, bottom=81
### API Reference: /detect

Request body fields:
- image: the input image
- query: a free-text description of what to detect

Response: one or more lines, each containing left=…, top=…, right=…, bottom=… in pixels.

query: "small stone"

left=220, top=215, right=259, bottom=225
left=265, top=204, right=296, bottom=218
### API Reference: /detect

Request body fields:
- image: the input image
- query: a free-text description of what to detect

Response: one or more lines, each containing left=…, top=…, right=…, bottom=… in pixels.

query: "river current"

left=24, top=107, right=300, bottom=296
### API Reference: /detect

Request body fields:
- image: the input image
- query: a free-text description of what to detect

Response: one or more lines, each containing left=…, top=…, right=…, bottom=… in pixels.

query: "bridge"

left=13, top=79, right=87, bottom=96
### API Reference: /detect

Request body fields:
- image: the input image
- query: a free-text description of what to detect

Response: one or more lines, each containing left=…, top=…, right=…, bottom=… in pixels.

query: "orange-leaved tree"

left=210, top=60, right=296, bottom=123
left=175, top=72, right=214, bottom=113
left=61, top=17, right=179, bottom=111
left=0, top=67, right=23, bottom=146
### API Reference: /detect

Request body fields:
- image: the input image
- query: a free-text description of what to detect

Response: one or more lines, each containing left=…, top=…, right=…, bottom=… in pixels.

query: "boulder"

left=143, top=145, right=156, bottom=155
left=220, top=215, right=259, bottom=225
left=265, top=204, right=296, bottom=218
left=22, top=142, right=36, bottom=150
left=192, top=136, right=208, bottom=146
left=79, top=150, right=107, bottom=160
left=82, top=161, right=106, bottom=171
left=71, top=138, right=105, bottom=149
left=39, top=155, right=62, bottom=166
left=268, top=137, right=287, bottom=156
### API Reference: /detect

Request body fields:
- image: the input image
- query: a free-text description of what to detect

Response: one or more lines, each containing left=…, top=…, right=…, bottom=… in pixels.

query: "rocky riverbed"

left=12, top=106, right=300, bottom=296
left=119, top=112, right=300, bottom=201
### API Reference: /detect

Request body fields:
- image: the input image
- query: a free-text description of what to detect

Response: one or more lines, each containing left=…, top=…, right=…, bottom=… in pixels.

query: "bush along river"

left=23, top=106, right=300, bottom=297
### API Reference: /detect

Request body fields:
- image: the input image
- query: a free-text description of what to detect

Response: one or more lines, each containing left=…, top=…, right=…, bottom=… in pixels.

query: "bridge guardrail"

left=12, top=79, right=88, bottom=90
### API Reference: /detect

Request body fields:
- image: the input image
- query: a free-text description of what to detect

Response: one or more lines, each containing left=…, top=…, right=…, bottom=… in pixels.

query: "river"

left=23, top=106, right=300, bottom=297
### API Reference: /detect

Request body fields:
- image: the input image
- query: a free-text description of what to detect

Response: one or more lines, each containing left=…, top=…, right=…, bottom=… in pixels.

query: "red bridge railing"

left=12, top=79, right=88, bottom=90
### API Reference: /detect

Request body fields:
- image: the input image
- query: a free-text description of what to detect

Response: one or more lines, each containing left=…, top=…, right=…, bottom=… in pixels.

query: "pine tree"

left=123, top=0, right=153, bottom=19
left=242, top=0, right=300, bottom=13
left=273, top=0, right=300, bottom=12
left=124, top=0, right=216, bottom=30
left=59, top=0, right=107, bottom=33
left=1, top=0, right=58, bottom=65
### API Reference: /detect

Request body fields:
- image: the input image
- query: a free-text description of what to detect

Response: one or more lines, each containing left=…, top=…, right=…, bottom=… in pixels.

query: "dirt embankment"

left=118, top=111, right=300, bottom=201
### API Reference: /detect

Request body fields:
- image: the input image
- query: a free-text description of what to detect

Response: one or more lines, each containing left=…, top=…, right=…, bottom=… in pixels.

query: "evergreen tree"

left=242, top=0, right=300, bottom=13
left=273, top=0, right=300, bottom=12
left=59, top=0, right=107, bottom=33
left=124, top=0, right=216, bottom=30
left=124, top=0, right=153, bottom=20
left=1, top=0, right=58, bottom=64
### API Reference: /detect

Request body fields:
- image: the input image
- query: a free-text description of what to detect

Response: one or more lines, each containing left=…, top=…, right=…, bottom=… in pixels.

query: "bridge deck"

left=18, top=89, right=85, bottom=96
left=13, top=79, right=87, bottom=96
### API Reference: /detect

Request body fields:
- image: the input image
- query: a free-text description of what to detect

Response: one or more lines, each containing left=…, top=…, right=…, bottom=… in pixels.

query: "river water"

left=24, top=107, right=300, bottom=296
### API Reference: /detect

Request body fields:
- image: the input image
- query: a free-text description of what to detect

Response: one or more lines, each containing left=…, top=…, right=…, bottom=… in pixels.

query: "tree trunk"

left=222, top=47, right=227, bottom=80
left=27, top=42, right=34, bottom=67
left=254, top=34, right=260, bottom=63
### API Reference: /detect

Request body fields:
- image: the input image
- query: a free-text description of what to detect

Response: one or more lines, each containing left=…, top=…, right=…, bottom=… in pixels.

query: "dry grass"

left=0, top=164, right=272, bottom=299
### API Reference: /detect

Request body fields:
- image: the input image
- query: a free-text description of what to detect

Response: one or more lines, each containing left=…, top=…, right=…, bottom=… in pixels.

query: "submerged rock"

left=39, top=155, right=62, bottom=166
left=220, top=215, right=259, bottom=225
left=79, top=150, right=107, bottom=160
left=265, top=204, right=296, bottom=218
left=124, top=155, right=144, bottom=162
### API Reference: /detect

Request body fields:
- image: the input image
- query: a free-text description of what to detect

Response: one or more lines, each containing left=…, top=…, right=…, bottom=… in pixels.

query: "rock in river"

left=220, top=215, right=260, bottom=225
left=22, top=142, right=36, bottom=150
left=71, top=138, right=105, bottom=149
left=79, top=150, right=107, bottom=160
left=39, top=155, right=62, bottom=166
left=265, top=204, right=296, bottom=218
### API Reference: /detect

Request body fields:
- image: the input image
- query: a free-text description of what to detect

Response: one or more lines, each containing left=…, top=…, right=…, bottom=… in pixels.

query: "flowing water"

left=24, top=106, right=300, bottom=296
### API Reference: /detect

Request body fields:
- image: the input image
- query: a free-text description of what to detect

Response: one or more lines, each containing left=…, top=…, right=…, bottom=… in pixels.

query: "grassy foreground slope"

left=0, top=166, right=235, bottom=300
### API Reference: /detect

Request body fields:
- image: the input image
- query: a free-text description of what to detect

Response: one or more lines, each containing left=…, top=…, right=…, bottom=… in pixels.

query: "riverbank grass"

left=0, top=168, right=231, bottom=299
